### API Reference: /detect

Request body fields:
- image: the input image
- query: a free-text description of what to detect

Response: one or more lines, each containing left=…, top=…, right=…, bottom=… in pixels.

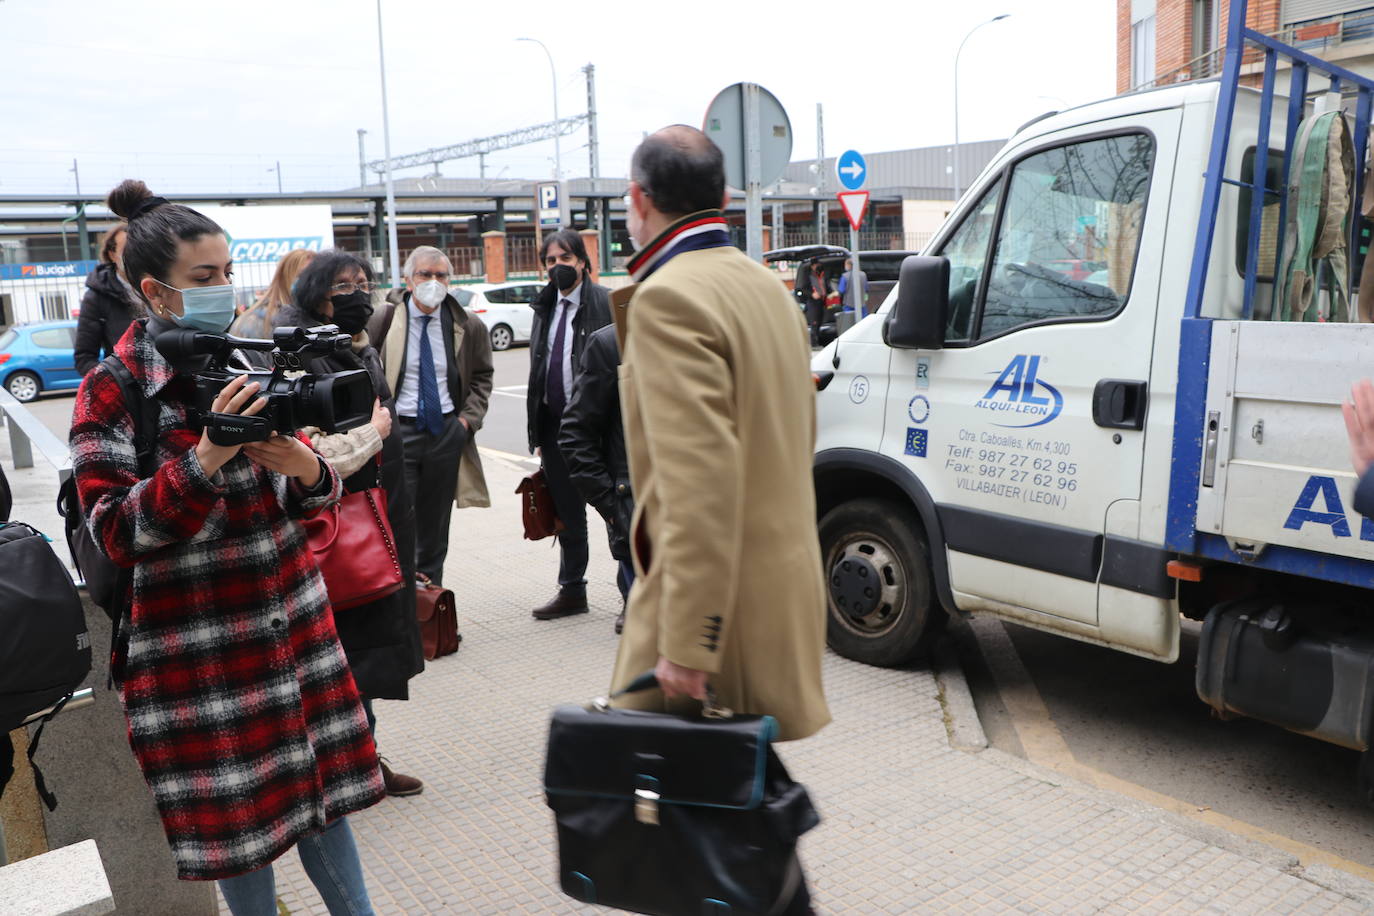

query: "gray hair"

left=402, top=245, right=453, bottom=279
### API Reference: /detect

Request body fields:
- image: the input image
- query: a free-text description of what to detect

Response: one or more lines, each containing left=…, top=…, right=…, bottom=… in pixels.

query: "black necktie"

left=546, top=299, right=572, bottom=416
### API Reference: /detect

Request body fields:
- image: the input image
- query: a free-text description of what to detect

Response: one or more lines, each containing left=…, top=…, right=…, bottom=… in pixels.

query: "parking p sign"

left=537, top=181, right=563, bottom=229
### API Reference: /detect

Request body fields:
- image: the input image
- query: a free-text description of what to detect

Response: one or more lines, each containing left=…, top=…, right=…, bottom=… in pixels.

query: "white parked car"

left=457, top=281, right=544, bottom=351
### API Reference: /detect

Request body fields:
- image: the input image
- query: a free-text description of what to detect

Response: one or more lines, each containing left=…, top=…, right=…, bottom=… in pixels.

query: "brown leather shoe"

left=380, top=760, right=424, bottom=797
left=532, top=590, right=589, bottom=620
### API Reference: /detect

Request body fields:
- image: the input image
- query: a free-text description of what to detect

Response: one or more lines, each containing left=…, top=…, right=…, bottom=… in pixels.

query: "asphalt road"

left=947, top=614, right=1374, bottom=871
left=18, top=344, right=538, bottom=460
left=18, top=347, right=1374, bottom=877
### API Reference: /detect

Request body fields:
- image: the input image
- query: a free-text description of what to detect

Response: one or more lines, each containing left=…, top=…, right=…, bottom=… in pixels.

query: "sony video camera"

left=154, top=324, right=375, bottom=446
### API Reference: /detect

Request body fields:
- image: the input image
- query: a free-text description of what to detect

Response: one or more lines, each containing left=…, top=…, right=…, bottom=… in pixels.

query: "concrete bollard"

left=0, top=838, right=115, bottom=915
left=6, top=594, right=216, bottom=915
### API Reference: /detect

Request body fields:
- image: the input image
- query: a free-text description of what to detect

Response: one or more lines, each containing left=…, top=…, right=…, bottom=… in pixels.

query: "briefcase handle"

left=588, top=670, right=734, bottom=720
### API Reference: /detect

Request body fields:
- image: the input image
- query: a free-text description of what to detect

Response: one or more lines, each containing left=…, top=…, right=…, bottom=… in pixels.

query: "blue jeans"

left=218, top=816, right=374, bottom=916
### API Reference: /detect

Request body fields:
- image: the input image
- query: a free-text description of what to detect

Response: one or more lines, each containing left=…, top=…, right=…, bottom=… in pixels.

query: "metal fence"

left=507, top=237, right=542, bottom=277
left=391, top=246, right=485, bottom=281
left=770, top=229, right=933, bottom=252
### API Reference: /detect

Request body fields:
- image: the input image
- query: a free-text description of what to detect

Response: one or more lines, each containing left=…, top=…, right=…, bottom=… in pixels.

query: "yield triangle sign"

left=837, top=190, right=869, bottom=232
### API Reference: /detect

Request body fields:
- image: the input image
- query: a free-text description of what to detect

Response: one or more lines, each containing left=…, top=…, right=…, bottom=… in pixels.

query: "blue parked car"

left=0, top=320, right=81, bottom=403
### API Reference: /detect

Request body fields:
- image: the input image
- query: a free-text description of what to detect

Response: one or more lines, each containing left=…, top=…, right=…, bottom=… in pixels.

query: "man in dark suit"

left=526, top=229, right=612, bottom=620
left=380, top=246, right=494, bottom=585
left=559, top=323, right=633, bottom=633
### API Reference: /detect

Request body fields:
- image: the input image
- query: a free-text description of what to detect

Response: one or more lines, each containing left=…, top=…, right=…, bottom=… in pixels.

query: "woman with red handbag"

left=284, top=250, right=427, bottom=798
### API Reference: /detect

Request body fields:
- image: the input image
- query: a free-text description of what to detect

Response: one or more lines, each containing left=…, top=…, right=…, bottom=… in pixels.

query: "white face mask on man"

left=414, top=279, right=446, bottom=308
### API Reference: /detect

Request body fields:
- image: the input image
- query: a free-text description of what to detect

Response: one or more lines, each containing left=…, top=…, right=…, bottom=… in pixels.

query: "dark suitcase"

left=544, top=676, right=818, bottom=915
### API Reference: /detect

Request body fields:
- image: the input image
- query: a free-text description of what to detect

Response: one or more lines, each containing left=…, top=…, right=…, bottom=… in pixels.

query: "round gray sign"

left=703, top=83, right=793, bottom=190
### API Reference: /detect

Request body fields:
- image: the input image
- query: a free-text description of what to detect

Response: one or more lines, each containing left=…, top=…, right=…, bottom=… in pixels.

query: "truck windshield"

left=979, top=133, right=1153, bottom=339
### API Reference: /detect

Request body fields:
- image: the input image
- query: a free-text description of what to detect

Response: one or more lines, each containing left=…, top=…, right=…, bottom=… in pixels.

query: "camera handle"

left=205, top=412, right=274, bottom=446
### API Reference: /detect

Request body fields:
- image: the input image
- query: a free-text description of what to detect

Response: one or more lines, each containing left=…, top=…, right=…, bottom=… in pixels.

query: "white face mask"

left=414, top=279, right=446, bottom=308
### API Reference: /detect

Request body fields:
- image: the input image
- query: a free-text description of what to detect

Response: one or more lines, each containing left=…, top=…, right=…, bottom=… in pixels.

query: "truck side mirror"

left=883, top=255, right=949, bottom=350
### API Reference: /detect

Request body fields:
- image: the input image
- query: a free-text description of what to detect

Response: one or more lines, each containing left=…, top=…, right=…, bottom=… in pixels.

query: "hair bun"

left=106, top=179, right=154, bottom=220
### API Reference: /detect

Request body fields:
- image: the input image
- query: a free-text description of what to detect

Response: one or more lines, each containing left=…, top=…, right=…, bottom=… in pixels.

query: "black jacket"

left=280, top=302, right=425, bottom=700
left=558, top=324, right=631, bottom=561
left=526, top=277, right=612, bottom=452
left=75, top=263, right=140, bottom=375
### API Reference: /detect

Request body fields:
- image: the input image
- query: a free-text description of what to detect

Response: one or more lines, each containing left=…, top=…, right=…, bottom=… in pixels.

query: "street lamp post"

left=376, top=0, right=401, bottom=288
left=517, top=37, right=561, bottom=182
left=953, top=14, right=1009, bottom=204
left=357, top=129, right=373, bottom=263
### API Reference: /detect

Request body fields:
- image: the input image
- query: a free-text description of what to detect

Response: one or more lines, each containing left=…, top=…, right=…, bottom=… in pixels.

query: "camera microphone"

left=153, top=327, right=234, bottom=364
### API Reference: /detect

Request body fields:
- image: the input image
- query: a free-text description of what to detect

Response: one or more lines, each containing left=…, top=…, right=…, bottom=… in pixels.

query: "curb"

left=933, top=638, right=989, bottom=752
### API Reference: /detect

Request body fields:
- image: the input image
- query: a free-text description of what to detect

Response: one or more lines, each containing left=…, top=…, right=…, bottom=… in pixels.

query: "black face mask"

left=549, top=263, right=580, bottom=292
left=330, top=291, right=374, bottom=335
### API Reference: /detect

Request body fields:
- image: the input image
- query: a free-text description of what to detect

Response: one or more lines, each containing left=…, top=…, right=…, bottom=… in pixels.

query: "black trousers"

left=806, top=300, right=825, bottom=345
left=400, top=413, right=467, bottom=585
left=539, top=414, right=589, bottom=592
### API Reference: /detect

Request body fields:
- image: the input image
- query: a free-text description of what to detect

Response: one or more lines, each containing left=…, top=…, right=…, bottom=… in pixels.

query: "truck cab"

left=812, top=19, right=1374, bottom=778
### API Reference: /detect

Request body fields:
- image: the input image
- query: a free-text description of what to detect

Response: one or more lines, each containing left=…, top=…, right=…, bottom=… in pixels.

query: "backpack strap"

left=94, top=354, right=158, bottom=688
left=24, top=693, right=71, bottom=811
left=100, top=354, right=159, bottom=476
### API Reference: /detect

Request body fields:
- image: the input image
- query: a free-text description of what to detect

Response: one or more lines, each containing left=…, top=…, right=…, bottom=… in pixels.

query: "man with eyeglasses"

left=377, top=245, right=493, bottom=584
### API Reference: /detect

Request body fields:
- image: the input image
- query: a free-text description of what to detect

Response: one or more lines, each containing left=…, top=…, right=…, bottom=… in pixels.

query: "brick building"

left=1118, top=1, right=1374, bottom=94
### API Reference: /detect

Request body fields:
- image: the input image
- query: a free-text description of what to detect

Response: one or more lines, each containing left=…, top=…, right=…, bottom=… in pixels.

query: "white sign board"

left=195, top=204, right=335, bottom=289
left=537, top=182, right=563, bottom=229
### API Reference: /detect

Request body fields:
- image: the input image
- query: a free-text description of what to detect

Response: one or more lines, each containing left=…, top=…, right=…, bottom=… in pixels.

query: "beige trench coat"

left=609, top=245, right=830, bottom=741
left=381, top=290, right=491, bottom=508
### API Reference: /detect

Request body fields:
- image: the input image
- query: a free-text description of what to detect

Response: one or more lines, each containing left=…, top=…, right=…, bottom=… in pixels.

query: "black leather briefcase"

left=543, top=676, right=819, bottom=916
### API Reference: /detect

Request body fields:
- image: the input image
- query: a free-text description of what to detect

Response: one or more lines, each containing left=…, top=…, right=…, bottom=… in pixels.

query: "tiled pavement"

left=6, top=423, right=1370, bottom=914
left=255, top=450, right=1374, bottom=915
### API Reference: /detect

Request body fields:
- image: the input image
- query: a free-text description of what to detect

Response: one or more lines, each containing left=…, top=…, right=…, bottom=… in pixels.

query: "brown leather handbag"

left=516, top=469, right=565, bottom=541
left=415, top=575, right=460, bottom=660
left=304, top=487, right=404, bottom=612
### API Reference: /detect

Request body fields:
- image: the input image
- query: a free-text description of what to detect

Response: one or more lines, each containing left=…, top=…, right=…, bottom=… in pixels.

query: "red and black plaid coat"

left=69, top=321, right=385, bottom=881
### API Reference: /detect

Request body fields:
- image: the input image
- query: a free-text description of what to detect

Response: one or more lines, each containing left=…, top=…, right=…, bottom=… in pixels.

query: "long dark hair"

left=105, top=180, right=223, bottom=305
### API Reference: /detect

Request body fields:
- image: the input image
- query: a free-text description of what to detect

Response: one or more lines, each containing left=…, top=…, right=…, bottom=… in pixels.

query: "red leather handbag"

left=304, top=487, right=404, bottom=612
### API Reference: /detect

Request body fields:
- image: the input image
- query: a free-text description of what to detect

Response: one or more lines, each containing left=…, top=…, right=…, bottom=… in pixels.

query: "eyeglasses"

left=623, top=183, right=650, bottom=209
left=413, top=270, right=449, bottom=282
left=330, top=281, right=377, bottom=294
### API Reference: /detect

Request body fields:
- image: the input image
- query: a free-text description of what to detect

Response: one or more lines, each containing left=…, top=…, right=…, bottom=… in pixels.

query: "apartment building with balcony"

left=1118, top=1, right=1374, bottom=93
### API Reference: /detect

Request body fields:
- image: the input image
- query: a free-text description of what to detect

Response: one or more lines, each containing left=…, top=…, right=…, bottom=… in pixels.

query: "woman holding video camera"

left=275, top=248, right=426, bottom=797
left=69, top=180, right=384, bottom=915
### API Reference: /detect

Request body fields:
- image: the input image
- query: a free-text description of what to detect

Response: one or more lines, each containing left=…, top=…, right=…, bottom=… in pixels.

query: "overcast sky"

left=0, top=0, right=1116, bottom=197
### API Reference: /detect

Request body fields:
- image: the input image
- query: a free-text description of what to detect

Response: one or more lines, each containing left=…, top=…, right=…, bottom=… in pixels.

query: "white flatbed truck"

left=811, top=0, right=1374, bottom=791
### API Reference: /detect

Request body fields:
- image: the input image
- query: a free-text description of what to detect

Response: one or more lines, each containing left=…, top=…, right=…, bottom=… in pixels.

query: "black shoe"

left=532, top=590, right=589, bottom=620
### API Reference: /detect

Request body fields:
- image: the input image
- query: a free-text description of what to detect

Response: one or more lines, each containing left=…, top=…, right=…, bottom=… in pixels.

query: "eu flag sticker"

left=905, top=427, right=928, bottom=458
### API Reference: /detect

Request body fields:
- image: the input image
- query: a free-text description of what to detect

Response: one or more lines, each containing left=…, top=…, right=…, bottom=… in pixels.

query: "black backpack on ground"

left=0, top=520, right=92, bottom=810
left=57, top=354, right=158, bottom=636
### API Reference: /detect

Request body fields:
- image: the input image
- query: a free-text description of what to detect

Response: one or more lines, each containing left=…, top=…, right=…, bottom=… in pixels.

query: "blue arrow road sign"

left=836, top=149, right=867, bottom=191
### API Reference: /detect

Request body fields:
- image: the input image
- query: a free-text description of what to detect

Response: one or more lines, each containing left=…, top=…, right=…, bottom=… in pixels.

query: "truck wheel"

left=819, top=498, right=945, bottom=667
